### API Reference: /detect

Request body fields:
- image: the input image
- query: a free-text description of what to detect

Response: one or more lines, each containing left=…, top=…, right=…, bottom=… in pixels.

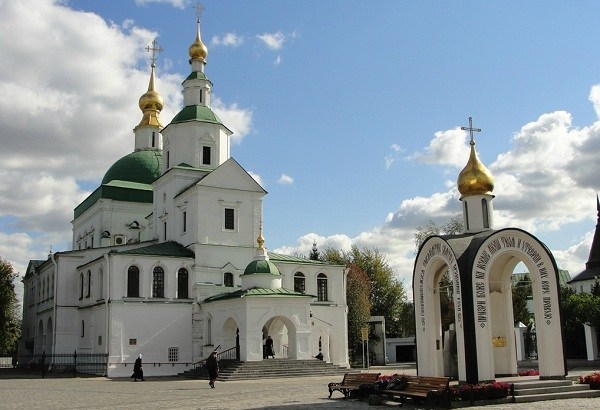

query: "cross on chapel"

left=194, top=2, right=205, bottom=21
left=461, top=117, right=481, bottom=143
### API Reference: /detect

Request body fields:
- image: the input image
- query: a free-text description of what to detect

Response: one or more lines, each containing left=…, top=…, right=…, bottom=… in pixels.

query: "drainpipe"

left=103, top=254, right=111, bottom=360
left=50, top=253, right=58, bottom=355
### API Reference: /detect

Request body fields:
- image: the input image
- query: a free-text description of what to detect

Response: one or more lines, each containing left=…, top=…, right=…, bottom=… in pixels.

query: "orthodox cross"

left=145, top=38, right=163, bottom=66
left=461, top=117, right=481, bottom=143
left=194, top=2, right=205, bottom=21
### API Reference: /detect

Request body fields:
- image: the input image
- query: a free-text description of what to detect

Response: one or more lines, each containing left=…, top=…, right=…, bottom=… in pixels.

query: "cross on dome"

left=194, top=2, right=205, bottom=22
left=461, top=116, right=481, bottom=144
left=145, top=38, right=163, bottom=66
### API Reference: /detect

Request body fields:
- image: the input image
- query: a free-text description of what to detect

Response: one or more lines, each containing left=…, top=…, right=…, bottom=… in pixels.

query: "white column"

left=584, top=324, right=598, bottom=361
left=514, top=323, right=527, bottom=361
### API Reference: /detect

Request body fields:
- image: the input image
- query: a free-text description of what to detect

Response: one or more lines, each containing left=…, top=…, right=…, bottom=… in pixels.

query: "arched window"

left=178, top=268, right=188, bottom=299
left=294, top=272, right=305, bottom=294
left=153, top=266, right=165, bottom=298
left=86, top=270, right=92, bottom=298
left=224, top=272, right=234, bottom=287
left=81, top=320, right=85, bottom=337
left=127, top=266, right=140, bottom=297
left=317, top=273, right=328, bottom=302
left=79, top=273, right=84, bottom=300
left=42, top=278, right=46, bottom=301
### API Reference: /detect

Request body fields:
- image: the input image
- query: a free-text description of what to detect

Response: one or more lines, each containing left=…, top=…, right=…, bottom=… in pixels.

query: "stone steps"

left=511, top=379, right=600, bottom=403
left=180, top=358, right=348, bottom=381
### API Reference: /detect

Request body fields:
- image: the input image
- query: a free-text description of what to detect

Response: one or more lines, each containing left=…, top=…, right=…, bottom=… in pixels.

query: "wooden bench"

left=380, top=375, right=450, bottom=406
left=328, top=372, right=381, bottom=398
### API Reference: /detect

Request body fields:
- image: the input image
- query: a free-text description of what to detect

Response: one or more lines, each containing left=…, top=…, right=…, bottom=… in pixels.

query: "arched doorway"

left=414, top=236, right=467, bottom=381
left=470, top=229, right=565, bottom=381
left=262, top=316, right=297, bottom=360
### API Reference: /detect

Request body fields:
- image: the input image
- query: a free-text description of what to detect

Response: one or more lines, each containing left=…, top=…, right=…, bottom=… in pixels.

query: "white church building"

left=20, top=16, right=349, bottom=377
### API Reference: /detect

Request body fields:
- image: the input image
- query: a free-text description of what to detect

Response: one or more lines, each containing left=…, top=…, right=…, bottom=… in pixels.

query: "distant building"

left=568, top=196, right=600, bottom=294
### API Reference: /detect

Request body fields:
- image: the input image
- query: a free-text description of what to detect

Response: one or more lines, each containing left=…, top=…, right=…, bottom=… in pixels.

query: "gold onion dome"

left=137, top=64, right=164, bottom=128
left=457, top=140, right=495, bottom=196
left=188, top=19, right=208, bottom=62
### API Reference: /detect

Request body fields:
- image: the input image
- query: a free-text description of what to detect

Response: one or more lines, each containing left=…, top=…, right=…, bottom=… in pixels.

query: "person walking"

left=206, top=350, right=219, bottom=388
left=132, top=354, right=145, bottom=381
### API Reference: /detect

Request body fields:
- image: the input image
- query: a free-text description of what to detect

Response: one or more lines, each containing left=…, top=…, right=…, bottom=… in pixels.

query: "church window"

left=98, top=335, right=102, bottom=346
left=166, top=150, right=170, bottom=168
left=182, top=211, right=187, bottom=233
left=482, top=199, right=489, bottom=229
left=91, top=236, right=94, bottom=248
left=86, top=270, right=91, bottom=298
left=224, top=272, right=234, bottom=287
left=168, top=347, right=179, bottom=362
left=224, top=208, right=235, bottom=230
left=199, top=89, right=203, bottom=103
left=51, top=274, right=54, bottom=299
left=85, top=240, right=88, bottom=249
left=317, top=273, right=328, bottom=301
left=294, top=272, right=305, bottom=293
left=79, top=273, right=84, bottom=300
left=464, top=203, right=470, bottom=231
left=81, top=320, right=85, bottom=337
left=153, top=266, right=165, bottom=298
left=202, top=146, right=211, bottom=165
left=152, top=131, right=156, bottom=148
left=127, top=266, right=140, bottom=297
left=178, top=268, right=189, bottom=299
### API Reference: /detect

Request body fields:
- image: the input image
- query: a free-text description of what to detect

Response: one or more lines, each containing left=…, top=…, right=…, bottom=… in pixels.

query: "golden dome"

left=136, top=64, right=163, bottom=129
left=457, top=140, right=494, bottom=196
left=188, top=19, right=207, bottom=62
left=257, top=226, right=265, bottom=250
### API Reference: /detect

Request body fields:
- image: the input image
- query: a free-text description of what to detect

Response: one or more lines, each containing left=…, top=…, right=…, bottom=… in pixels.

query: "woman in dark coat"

left=206, top=351, right=218, bottom=388
left=132, top=354, right=144, bottom=381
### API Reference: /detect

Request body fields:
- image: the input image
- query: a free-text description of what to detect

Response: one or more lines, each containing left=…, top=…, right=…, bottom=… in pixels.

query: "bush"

left=518, top=369, right=539, bottom=376
left=580, top=372, right=600, bottom=389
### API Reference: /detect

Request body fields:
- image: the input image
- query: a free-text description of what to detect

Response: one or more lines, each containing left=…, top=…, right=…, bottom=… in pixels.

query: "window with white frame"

left=317, top=273, right=328, bottom=302
left=224, top=208, right=235, bottom=230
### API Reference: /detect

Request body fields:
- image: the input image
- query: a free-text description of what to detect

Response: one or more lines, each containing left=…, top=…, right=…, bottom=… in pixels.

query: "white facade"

left=20, top=20, right=349, bottom=377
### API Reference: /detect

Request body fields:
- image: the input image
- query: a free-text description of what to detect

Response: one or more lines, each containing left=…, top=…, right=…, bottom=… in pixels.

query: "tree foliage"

left=0, top=258, right=21, bottom=355
left=345, top=263, right=372, bottom=362
left=322, top=245, right=409, bottom=338
left=309, top=241, right=320, bottom=261
left=512, top=279, right=532, bottom=326
left=413, top=215, right=464, bottom=251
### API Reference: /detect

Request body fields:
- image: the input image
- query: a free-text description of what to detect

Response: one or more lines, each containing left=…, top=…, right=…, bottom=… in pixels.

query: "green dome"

left=102, top=150, right=163, bottom=185
left=242, top=260, right=281, bottom=276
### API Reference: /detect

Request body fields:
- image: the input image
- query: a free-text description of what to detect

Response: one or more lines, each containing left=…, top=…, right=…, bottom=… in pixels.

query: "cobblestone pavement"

left=2, top=375, right=600, bottom=410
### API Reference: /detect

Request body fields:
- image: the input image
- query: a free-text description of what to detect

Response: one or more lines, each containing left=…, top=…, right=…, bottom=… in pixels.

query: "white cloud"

left=385, top=144, right=404, bottom=169
left=211, top=97, right=253, bottom=144
left=257, top=31, right=286, bottom=50
left=408, top=127, right=470, bottom=167
left=211, top=33, right=244, bottom=47
left=278, top=174, right=294, bottom=185
left=248, top=171, right=264, bottom=188
left=274, top=55, right=282, bottom=65
left=134, top=0, right=188, bottom=8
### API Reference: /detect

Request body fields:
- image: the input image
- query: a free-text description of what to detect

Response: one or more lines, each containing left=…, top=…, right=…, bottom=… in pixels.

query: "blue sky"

left=3, top=0, right=600, bottom=301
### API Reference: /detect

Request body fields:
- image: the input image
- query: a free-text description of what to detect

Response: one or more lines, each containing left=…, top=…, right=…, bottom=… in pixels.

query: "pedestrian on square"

left=131, top=354, right=145, bottom=381
left=266, top=335, right=274, bottom=358
left=206, top=350, right=219, bottom=388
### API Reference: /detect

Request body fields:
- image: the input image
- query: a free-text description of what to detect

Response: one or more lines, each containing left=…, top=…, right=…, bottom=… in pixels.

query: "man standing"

left=206, top=351, right=219, bottom=388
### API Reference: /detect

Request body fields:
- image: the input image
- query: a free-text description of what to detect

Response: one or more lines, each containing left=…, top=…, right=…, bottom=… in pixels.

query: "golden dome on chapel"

left=457, top=140, right=494, bottom=197
left=136, top=64, right=163, bottom=129
left=189, top=20, right=208, bottom=62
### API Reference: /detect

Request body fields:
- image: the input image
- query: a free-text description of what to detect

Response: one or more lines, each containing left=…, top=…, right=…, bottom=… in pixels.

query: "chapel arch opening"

left=262, top=316, right=296, bottom=359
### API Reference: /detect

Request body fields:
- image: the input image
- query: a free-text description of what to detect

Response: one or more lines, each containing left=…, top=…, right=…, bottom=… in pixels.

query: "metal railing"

left=14, top=351, right=108, bottom=377
left=191, top=345, right=238, bottom=378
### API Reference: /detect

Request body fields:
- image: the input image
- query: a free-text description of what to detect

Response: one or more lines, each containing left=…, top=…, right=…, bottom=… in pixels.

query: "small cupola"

left=240, top=227, right=282, bottom=290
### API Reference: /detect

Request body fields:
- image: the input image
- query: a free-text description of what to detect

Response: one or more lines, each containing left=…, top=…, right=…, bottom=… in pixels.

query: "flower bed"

left=581, top=372, right=600, bottom=389
left=518, top=369, right=539, bottom=376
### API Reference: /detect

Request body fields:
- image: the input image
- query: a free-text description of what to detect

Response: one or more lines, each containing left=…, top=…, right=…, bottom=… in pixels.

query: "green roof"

left=170, top=105, right=223, bottom=125
left=203, top=287, right=313, bottom=303
left=267, top=252, right=338, bottom=265
left=185, top=71, right=210, bottom=82
left=242, top=260, right=281, bottom=276
left=113, top=241, right=195, bottom=258
left=74, top=182, right=153, bottom=219
left=102, top=149, right=163, bottom=185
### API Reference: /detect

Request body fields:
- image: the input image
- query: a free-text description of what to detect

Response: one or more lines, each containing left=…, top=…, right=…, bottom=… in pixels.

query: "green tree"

left=0, top=258, right=21, bottom=355
left=512, top=278, right=532, bottom=326
left=413, top=215, right=464, bottom=250
left=309, top=240, right=320, bottom=261
left=322, top=246, right=409, bottom=338
left=345, top=263, right=372, bottom=363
